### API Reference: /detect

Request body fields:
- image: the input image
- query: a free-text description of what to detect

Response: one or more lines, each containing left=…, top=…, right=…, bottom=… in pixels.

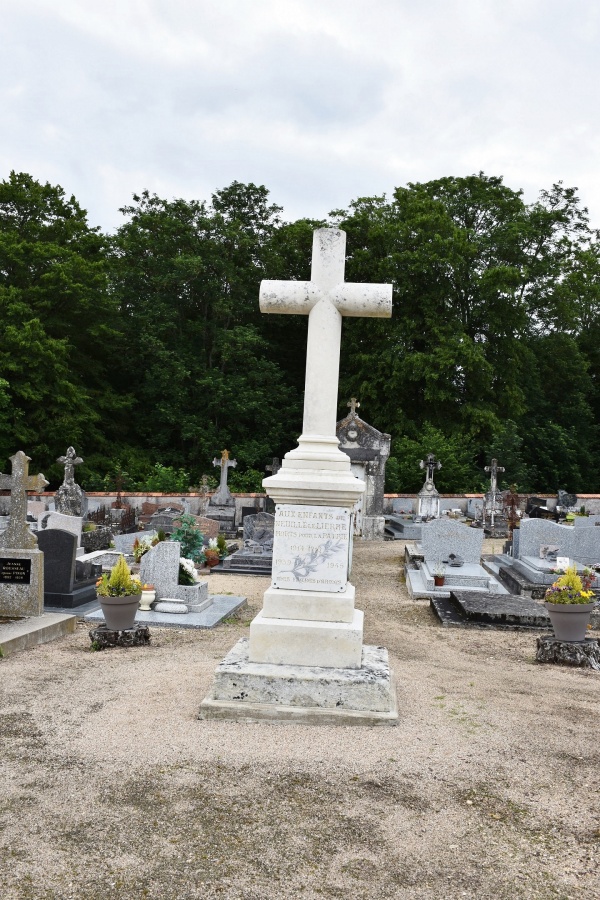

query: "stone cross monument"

left=201, top=228, right=397, bottom=725
left=0, top=451, right=48, bottom=616
left=417, top=453, right=442, bottom=519
left=484, top=457, right=506, bottom=527
left=265, top=458, right=281, bottom=477
left=211, top=450, right=237, bottom=506
left=55, top=446, right=87, bottom=517
left=347, top=397, right=360, bottom=416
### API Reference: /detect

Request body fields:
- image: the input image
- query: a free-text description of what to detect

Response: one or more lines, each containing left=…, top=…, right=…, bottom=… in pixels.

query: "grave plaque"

left=271, top=505, right=350, bottom=593
left=0, top=558, right=32, bottom=584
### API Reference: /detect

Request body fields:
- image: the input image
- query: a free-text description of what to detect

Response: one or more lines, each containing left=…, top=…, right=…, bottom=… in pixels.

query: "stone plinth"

left=199, top=639, right=398, bottom=725
left=536, top=635, right=600, bottom=669
left=0, top=549, right=44, bottom=616
left=249, top=609, right=364, bottom=668
left=89, top=624, right=151, bottom=650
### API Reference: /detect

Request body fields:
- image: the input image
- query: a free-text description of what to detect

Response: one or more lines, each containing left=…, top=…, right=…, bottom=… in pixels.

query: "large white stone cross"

left=260, top=229, right=392, bottom=439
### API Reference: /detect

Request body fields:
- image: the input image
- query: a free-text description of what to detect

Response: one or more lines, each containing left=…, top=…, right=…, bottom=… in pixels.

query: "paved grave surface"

left=0, top=612, right=76, bottom=656
left=431, top=590, right=552, bottom=629
left=85, top=594, right=246, bottom=629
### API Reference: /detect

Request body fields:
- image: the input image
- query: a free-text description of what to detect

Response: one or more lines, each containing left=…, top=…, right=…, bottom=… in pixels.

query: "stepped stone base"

left=199, top=638, right=398, bottom=725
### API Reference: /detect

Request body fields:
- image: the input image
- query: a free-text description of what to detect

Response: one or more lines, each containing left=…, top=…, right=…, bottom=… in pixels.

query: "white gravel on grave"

left=0, top=539, right=598, bottom=900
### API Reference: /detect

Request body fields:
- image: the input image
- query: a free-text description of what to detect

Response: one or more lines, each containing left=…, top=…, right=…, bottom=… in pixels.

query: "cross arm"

left=260, top=281, right=321, bottom=315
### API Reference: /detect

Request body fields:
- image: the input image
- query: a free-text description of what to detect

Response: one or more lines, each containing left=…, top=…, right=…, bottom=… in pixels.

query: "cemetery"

left=2, top=220, right=600, bottom=895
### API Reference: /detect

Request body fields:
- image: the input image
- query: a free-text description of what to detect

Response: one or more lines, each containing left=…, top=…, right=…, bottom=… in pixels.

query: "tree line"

left=1, top=170, right=599, bottom=493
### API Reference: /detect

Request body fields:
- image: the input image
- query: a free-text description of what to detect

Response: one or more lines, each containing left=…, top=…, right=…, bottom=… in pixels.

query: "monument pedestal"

left=199, top=639, right=398, bottom=725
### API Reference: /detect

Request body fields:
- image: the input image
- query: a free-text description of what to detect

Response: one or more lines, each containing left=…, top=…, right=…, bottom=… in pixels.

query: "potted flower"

left=544, top=565, right=597, bottom=641
left=96, top=555, right=142, bottom=630
left=433, top=563, right=446, bottom=587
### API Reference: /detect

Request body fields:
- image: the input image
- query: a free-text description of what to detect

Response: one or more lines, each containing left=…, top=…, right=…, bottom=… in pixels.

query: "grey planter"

left=543, top=601, right=596, bottom=642
left=98, top=594, right=141, bottom=631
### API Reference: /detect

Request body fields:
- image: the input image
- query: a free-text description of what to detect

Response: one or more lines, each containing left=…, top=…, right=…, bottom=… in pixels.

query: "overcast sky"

left=2, top=0, right=599, bottom=232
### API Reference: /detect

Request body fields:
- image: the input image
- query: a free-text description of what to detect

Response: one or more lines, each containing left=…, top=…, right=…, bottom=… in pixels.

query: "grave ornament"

left=0, top=452, right=48, bottom=550
left=55, top=446, right=87, bottom=517
left=211, top=450, right=237, bottom=507
left=417, top=453, right=442, bottom=519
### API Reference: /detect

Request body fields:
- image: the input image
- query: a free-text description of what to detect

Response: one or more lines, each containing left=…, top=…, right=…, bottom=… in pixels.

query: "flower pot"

left=139, top=589, right=156, bottom=611
left=433, top=575, right=445, bottom=587
left=543, top=601, right=596, bottom=642
left=98, top=594, right=141, bottom=631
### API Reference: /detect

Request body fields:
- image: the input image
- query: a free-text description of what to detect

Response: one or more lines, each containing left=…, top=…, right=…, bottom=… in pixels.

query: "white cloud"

left=1, top=0, right=599, bottom=230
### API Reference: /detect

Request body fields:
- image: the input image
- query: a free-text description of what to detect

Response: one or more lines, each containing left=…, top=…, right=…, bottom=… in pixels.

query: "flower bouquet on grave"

left=543, top=565, right=597, bottom=642
left=179, top=557, right=202, bottom=584
left=96, top=555, right=143, bottom=631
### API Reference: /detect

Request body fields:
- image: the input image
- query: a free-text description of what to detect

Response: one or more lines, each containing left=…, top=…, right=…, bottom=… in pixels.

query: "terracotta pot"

left=98, top=594, right=141, bottom=631
left=433, top=575, right=445, bottom=587
left=544, top=601, right=596, bottom=642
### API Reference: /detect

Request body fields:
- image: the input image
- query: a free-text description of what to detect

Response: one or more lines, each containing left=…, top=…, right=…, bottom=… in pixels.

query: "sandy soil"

left=1, top=539, right=599, bottom=900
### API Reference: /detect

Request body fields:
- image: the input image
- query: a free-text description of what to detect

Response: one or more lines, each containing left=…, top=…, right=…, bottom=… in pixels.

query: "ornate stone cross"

left=260, top=229, right=392, bottom=441
left=347, top=397, right=360, bottom=417
left=57, top=446, right=83, bottom=486
left=485, top=458, right=505, bottom=494
left=0, top=451, right=48, bottom=549
left=212, top=449, right=237, bottom=505
left=265, top=458, right=281, bottom=477
left=419, top=453, right=442, bottom=485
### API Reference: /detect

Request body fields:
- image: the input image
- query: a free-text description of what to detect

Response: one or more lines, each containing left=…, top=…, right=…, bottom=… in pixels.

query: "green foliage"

left=96, top=555, right=141, bottom=596
left=170, top=514, right=205, bottom=564
left=227, top=467, right=264, bottom=493
left=385, top=425, right=477, bottom=493
left=135, top=464, right=190, bottom=493
left=216, top=533, right=228, bottom=558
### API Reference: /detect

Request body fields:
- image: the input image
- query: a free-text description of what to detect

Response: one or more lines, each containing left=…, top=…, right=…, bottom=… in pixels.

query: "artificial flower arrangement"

left=545, top=565, right=596, bottom=604
left=96, top=554, right=143, bottom=597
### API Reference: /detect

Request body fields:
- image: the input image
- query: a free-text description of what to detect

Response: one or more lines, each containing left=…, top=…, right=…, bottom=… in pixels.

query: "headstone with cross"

left=484, top=458, right=506, bottom=527
left=417, top=453, right=442, bottom=519
left=201, top=228, right=397, bottom=724
left=0, top=451, right=48, bottom=616
left=55, top=446, right=87, bottom=517
left=0, top=452, right=48, bottom=550
left=211, top=450, right=237, bottom=507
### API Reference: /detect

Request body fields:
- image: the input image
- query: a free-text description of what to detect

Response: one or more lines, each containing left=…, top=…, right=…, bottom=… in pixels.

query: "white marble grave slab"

left=271, top=505, right=350, bottom=593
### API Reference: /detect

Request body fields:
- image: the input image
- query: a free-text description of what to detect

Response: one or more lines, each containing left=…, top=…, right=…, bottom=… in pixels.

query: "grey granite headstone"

left=39, top=511, right=83, bottom=544
left=113, top=530, right=158, bottom=553
left=391, top=498, right=413, bottom=514
left=140, top=540, right=209, bottom=608
left=243, top=513, right=275, bottom=550
left=574, top=515, right=600, bottom=528
left=421, top=518, right=484, bottom=567
left=517, top=519, right=574, bottom=560
left=37, top=528, right=99, bottom=608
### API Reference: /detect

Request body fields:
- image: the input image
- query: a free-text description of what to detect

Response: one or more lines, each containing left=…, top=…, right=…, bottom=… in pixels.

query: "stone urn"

left=98, top=594, right=141, bottom=631
left=543, top=601, right=597, bottom=642
left=139, top=585, right=156, bottom=611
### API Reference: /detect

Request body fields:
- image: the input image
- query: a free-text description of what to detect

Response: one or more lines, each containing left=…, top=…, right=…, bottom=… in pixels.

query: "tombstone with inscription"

left=37, top=529, right=100, bottom=608
left=219, top=512, right=274, bottom=575
left=336, top=399, right=391, bottom=540
left=55, top=446, right=88, bottom=517
left=206, top=450, right=238, bottom=535
left=201, top=227, right=397, bottom=724
left=0, top=451, right=48, bottom=616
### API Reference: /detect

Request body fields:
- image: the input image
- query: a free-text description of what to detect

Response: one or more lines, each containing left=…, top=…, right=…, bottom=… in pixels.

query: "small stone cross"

left=260, top=229, right=392, bottom=438
left=484, top=458, right=505, bottom=494
left=212, top=450, right=237, bottom=504
left=0, top=451, right=48, bottom=549
left=265, top=458, right=281, bottom=477
left=347, top=398, right=360, bottom=417
left=57, top=446, right=83, bottom=487
left=200, top=474, right=210, bottom=496
left=419, top=453, right=442, bottom=484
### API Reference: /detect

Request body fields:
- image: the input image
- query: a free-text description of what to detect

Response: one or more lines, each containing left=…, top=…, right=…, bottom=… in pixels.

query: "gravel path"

left=1, top=539, right=599, bottom=900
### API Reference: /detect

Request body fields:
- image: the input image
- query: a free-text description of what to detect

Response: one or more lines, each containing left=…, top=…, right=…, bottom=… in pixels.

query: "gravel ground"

left=1, top=539, right=599, bottom=900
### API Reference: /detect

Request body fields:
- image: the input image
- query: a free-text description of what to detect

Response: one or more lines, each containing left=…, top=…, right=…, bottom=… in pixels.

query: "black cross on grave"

left=347, top=397, right=360, bottom=417
left=419, top=453, right=442, bottom=484
left=265, top=458, right=281, bottom=477
left=0, top=451, right=48, bottom=549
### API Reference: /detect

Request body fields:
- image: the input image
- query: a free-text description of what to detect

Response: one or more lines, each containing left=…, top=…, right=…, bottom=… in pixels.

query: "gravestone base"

left=536, top=635, right=600, bottom=669
left=385, top=515, right=422, bottom=541
left=44, top=583, right=98, bottom=609
left=431, top=590, right=551, bottom=630
left=216, top=550, right=273, bottom=576
left=89, top=623, right=151, bottom=650
left=249, top=608, right=364, bottom=668
left=199, top=638, right=398, bottom=725
left=0, top=549, right=44, bottom=617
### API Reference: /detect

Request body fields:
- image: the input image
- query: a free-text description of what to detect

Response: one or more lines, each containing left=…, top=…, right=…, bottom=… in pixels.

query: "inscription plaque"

left=271, top=505, right=350, bottom=593
left=0, top=557, right=32, bottom=584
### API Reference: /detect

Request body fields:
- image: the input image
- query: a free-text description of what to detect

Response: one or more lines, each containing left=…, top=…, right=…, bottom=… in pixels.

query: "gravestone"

left=0, top=451, right=48, bottom=616
left=201, top=227, right=397, bottom=724
left=417, top=453, right=442, bottom=519
left=391, top=498, right=413, bottom=515
left=574, top=515, right=600, bottom=528
left=37, top=529, right=100, bottom=608
left=406, top=518, right=497, bottom=597
left=195, top=516, right=220, bottom=540
left=220, top=512, right=274, bottom=575
left=113, top=530, right=158, bottom=553
left=483, top=458, right=505, bottom=528
left=207, top=450, right=238, bottom=534
left=336, top=399, right=391, bottom=540
left=148, top=511, right=180, bottom=535
left=55, top=446, right=88, bottom=517
left=39, top=511, right=84, bottom=544
left=139, top=540, right=209, bottom=610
